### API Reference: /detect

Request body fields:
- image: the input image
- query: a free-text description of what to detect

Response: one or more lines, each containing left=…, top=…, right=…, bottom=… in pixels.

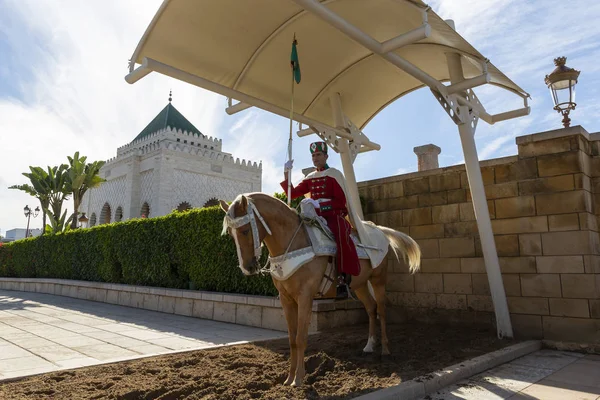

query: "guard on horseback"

left=281, top=141, right=360, bottom=299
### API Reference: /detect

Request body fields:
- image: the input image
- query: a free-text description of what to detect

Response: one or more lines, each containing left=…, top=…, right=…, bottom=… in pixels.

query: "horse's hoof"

left=283, top=375, right=295, bottom=386
left=363, top=336, right=376, bottom=353
left=291, top=377, right=304, bottom=387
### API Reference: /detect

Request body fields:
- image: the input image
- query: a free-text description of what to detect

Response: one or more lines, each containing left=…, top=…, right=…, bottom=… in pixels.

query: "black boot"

left=336, top=273, right=349, bottom=300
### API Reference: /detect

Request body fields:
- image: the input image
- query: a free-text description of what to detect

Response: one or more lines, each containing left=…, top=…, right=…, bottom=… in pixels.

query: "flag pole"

left=287, top=75, right=294, bottom=207
left=287, top=34, right=299, bottom=207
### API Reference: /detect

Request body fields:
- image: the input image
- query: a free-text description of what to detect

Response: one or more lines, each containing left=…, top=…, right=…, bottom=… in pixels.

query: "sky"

left=1, top=0, right=600, bottom=235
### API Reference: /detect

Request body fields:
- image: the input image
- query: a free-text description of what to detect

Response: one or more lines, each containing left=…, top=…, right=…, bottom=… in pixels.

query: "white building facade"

left=81, top=100, right=261, bottom=226
left=3, top=229, right=43, bottom=242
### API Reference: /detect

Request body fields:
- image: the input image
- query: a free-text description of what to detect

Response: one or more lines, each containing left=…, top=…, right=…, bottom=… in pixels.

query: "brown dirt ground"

left=0, top=322, right=516, bottom=400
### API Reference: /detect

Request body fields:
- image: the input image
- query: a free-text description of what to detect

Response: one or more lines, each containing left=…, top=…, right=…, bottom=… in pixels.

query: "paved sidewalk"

left=421, top=349, right=600, bottom=399
left=0, top=290, right=287, bottom=381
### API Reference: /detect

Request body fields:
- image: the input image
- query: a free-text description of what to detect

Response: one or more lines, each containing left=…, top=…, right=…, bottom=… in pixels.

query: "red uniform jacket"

left=281, top=168, right=360, bottom=276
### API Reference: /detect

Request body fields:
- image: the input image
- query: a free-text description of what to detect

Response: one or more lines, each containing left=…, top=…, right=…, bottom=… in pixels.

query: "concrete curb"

left=0, top=279, right=366, bottom=333
left=354, top=340, right=542, bottom=400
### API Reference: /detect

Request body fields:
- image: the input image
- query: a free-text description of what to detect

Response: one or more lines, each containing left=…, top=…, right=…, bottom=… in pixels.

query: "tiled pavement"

left=0, top=289, right=287, bottom=381
left=420, top=349, right=600, bottom=400
left=2, top=289, right=600, bottom=400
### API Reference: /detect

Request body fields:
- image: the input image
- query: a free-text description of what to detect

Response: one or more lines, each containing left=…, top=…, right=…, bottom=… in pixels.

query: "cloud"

left=1, top=0, right=600, bottom=234
left=223, top=111, right=293, bottom=196
left=478, top=135, right=514, bottom=160
left=395, top=167, right=412, bottom=175
left=0, top=0, right=225, bottom=232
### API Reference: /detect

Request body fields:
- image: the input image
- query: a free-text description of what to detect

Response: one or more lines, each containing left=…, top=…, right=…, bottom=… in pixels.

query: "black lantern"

left=23, top=205, right=40, bottom=238
left=544, top=57, right=580, bottom=128
left=78, top=212, right=89, bottom=228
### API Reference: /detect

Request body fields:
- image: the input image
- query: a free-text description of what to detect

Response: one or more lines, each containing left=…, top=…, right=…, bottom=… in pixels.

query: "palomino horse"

left=219, top=193, right=420, bottom=386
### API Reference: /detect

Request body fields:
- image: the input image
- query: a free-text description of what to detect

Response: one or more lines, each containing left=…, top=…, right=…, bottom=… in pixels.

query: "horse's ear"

left=240, top=195, right=248, bottom=212
left=219, top=200, right=229, bottom=213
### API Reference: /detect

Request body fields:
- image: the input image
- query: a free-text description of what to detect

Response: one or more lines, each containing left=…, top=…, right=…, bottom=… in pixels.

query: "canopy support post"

left=446, top=53, right=513, bottom=339
left=327, top=92, right=366, bottom=219
left=338, top=139, right=365, bottom=220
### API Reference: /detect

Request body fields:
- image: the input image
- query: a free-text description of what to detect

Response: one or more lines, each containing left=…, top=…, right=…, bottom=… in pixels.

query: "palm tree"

left=66, top=152, right=105, bottom=229
left=9, top=166, right=53, bottom=232
left=45, top=164, right=71, bottom=234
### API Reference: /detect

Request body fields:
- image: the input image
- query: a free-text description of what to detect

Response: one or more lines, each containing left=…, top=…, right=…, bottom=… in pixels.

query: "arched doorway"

left=177, top=201, right=192, bottom=212
left=89, top=213, right=97, bottom=227
left=203, top=198, right=219, bottom=208
left=115, top=206, right=124, bottom=222
left=140, top=202, right=150, bottom=218
left=100, top=203, right=111, bottom=224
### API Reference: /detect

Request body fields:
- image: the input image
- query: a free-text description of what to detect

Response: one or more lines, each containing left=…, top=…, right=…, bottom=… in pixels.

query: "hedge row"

left=0, top=206, right=277, bottom=296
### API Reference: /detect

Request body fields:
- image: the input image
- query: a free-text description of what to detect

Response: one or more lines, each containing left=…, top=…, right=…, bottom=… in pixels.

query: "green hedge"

left=0, top=206, right=277, bottom=296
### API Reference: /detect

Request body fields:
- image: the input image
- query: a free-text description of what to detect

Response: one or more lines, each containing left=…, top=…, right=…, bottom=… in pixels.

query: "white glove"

left=284, top=159, right=294, bottom=172
left=301, top=197, right=320, bottom=208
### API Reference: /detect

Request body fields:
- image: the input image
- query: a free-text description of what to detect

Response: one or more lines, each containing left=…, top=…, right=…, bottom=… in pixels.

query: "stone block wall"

left=358, top=126, right=600, bottom=343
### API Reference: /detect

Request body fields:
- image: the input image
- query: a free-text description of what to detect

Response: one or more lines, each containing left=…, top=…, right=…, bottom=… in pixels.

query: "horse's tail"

left=377, top=225, right=421, bottom=274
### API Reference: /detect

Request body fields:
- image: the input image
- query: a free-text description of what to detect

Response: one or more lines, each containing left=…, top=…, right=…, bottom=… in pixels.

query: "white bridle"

left=222, top=198, right=272, bottom=260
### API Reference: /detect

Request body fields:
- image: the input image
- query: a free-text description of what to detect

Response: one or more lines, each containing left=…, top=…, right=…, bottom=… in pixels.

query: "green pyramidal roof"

left=133, top=102, right=203, bottom=142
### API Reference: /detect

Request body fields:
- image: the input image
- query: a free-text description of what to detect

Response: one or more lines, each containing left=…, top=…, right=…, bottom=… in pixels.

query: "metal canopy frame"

left=125, top=0, right=530, bottom=339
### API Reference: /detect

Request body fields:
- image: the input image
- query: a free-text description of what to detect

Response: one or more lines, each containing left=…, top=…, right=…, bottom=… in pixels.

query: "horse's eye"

left=242, top=229, right=250, bottom=236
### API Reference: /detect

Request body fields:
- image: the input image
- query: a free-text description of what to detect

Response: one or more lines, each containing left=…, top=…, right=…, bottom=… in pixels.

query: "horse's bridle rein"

left=223, top=199, right=272, bottom=260
left=223, top=198, right=305, bottom=275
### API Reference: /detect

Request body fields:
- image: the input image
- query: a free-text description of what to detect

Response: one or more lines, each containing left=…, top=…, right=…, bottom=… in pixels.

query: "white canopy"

left=126, top=0, right=529, bottom=340
left=127, top=0, right=529, bottom=133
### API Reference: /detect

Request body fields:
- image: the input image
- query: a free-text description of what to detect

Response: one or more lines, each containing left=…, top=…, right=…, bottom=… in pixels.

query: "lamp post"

left=24, top=205, right=40, bottom=238
left=78, top=212, right=89, bottom=228
left=544, top=56, right=580, bottom=128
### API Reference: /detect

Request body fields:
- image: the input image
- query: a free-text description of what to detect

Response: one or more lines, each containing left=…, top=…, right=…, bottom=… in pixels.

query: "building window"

left=100, top=203, right=111, bottom=224
left=177, top=201, right=192, bottom=212
left=140, top=202, right=150, bottom=218
left=90, top=213, right=97, bottom=227
left=115, top=206, right=123, bottom=222
left=184, top=140, right=187, bottom=144
left=177, top=138, right=180, bottom=142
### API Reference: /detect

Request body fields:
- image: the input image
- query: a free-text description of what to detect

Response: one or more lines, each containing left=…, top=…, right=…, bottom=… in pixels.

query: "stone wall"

left=358, top=126, right=600, bottom=343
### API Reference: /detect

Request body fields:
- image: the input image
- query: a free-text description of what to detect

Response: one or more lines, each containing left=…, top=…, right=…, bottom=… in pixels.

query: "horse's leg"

left=291, top=291, right=314, bottom=386
left=370, top=264, right=391, bottom=356
left=278, top=291, right=298, bottom=386
left=353, top=285, right=378, bottom=353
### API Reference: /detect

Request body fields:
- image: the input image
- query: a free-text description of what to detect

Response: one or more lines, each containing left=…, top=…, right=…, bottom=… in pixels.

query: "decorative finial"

left=168, top=90, right=172, bottom=103
left=554, top=56, right=567, bottom=67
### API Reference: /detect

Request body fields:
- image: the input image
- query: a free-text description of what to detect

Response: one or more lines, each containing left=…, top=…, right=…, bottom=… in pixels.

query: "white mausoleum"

left=81, top=98, right=262, bottom=226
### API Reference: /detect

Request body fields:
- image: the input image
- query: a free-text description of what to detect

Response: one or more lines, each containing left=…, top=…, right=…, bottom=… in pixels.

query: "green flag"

left=290, top=39, right=301, bottom=84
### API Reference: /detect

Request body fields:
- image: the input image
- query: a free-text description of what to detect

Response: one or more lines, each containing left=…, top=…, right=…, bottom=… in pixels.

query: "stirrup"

left=336, top=284, right=349, bottom=300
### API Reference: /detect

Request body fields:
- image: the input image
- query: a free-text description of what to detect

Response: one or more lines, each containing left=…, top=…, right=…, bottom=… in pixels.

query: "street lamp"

left=24, top=205, right=40, bottom=238
left=544, top=56, right=580, bottom=128
left=78, top=212, right=89, bottom=228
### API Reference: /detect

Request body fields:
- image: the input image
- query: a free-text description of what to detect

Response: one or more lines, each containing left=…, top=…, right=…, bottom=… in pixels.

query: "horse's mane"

left=221, top=193, right=297, bottom=235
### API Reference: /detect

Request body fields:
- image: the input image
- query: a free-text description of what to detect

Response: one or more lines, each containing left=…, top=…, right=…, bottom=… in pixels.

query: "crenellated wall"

left=82, top=126, right=261, bottom=223
left=106, top=127, right=261, bottom=172
left=117, top=127, right=222, bottom=156
left=358, top=125, right=600, bottom=344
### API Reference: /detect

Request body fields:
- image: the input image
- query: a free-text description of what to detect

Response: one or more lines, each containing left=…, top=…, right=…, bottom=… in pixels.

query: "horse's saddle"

left=268, top=200, right=389, bottom=296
